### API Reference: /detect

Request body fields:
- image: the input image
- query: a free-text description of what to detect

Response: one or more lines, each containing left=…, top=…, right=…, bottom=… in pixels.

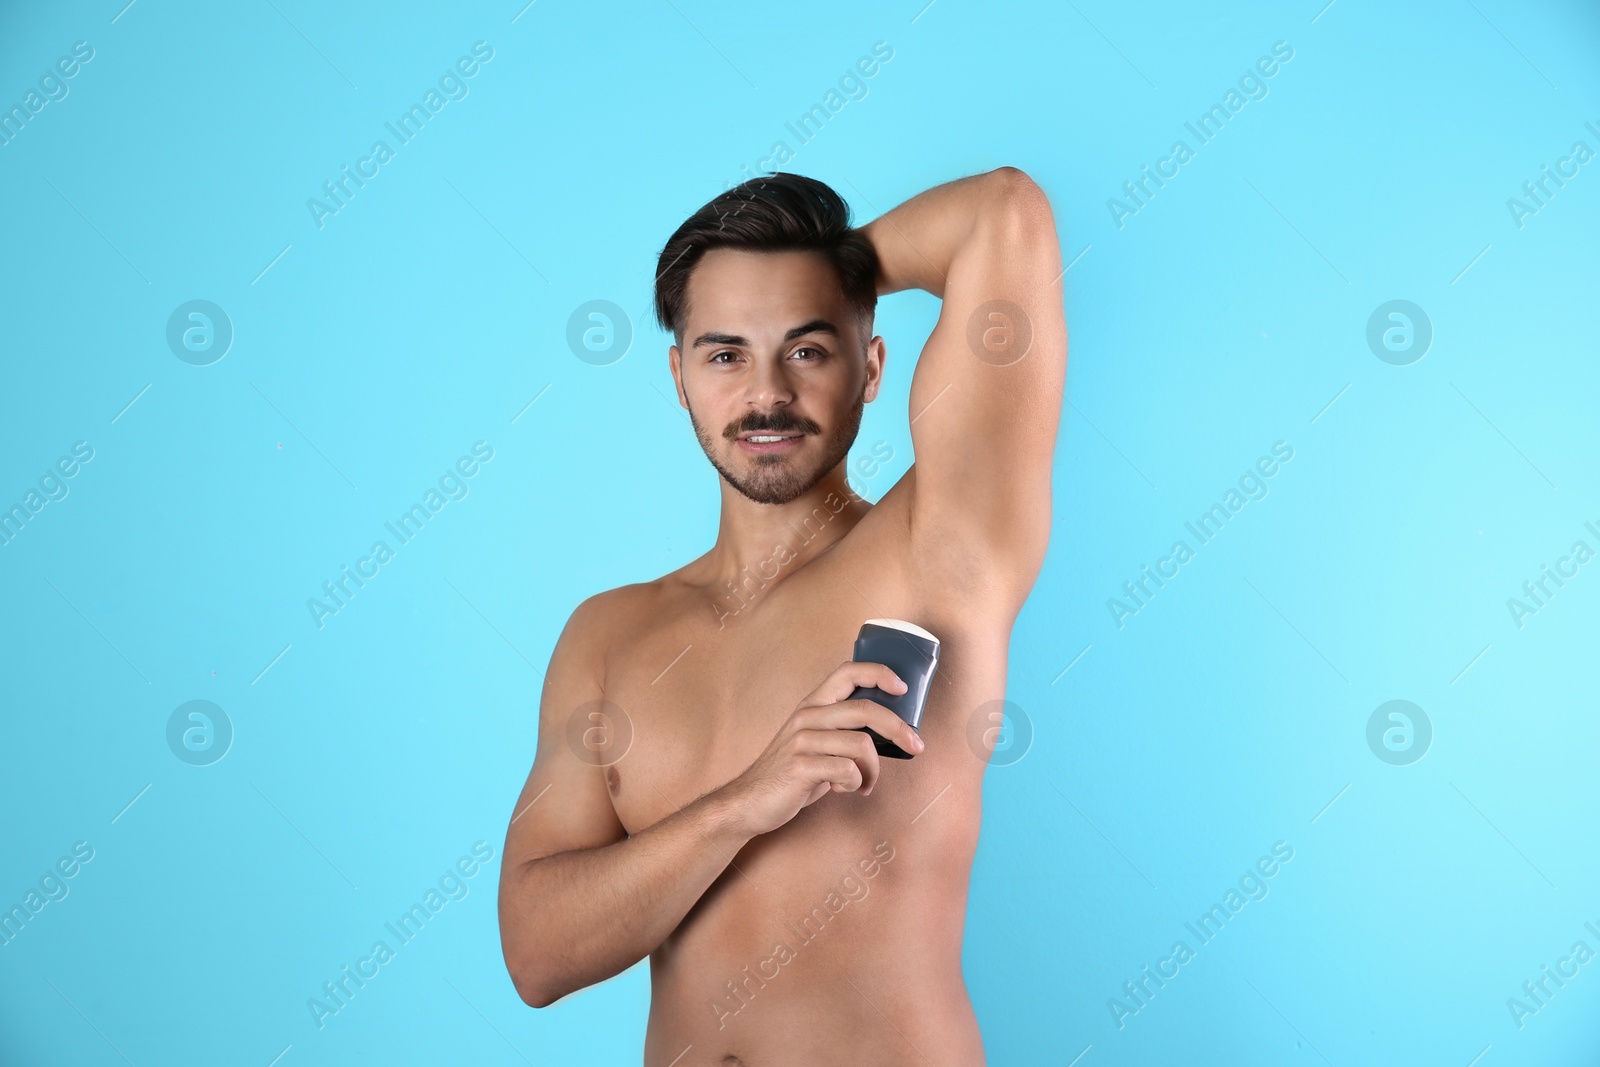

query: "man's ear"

left=862, top=335, right=887, bottom=403
left=668, top=344, right=690, bottom=409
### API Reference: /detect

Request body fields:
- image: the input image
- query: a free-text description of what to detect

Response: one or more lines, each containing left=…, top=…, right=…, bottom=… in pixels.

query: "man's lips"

left=736, top=431, right=806, bottom=453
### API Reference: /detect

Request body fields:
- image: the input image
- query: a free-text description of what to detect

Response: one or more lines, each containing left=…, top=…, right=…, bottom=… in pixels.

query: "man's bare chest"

left=599, top=562, right=906, bottom=837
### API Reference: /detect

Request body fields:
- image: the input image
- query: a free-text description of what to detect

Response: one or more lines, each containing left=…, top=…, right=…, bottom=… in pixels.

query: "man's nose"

left=745, top=355, right=796, bottom=408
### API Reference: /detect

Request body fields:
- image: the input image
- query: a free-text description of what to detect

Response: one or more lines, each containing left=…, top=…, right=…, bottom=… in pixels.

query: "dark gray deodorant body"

left=849, top=618, right=941, bottom=759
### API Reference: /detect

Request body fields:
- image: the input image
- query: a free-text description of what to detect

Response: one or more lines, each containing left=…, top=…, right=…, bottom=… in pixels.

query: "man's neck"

left=701, top=469, right=870, bottom=628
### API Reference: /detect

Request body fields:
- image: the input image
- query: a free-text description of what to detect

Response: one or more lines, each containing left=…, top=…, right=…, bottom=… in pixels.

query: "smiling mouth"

left=736, top=433, right=805, bottom=453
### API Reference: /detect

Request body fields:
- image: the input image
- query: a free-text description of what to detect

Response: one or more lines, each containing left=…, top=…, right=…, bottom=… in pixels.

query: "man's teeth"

left=748, top=435, right=793, bottom=442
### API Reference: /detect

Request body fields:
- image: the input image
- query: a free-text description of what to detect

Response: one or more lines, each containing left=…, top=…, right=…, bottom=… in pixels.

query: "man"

left=498, top=167, right=1064, bottom=1065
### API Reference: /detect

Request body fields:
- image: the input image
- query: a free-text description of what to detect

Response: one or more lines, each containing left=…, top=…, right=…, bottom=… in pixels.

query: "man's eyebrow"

left=690, top=331, right=746, bottom=349
left=782, top=319, right=840, bottom=342
left=690, top=319, right=841, bottom=349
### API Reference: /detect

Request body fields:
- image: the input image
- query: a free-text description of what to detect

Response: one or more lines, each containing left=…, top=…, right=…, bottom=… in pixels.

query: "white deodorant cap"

left=865, top=618, right=939, bottom=645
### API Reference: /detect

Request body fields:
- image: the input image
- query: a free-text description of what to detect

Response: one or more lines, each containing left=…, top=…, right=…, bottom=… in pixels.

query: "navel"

left=605, top=764, right=623, bottom=797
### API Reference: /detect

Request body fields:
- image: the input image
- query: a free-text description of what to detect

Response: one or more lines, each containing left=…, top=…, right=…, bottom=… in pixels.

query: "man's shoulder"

left=567, top=580, right=659, bottom=634
left=562, top=574, right=687, bottom=652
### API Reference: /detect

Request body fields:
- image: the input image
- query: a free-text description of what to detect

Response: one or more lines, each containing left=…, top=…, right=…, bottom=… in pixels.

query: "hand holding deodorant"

left=849, top=618, right=940, bottom=759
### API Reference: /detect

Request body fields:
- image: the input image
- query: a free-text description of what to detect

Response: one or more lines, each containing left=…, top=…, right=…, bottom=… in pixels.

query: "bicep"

left=906, top=176, right=1066, bottom=607
left=502, top=597, right=627, bottom=873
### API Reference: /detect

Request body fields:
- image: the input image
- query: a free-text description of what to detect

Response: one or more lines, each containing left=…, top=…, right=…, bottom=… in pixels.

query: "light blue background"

left=2, top=0, right=1598, bottom=1063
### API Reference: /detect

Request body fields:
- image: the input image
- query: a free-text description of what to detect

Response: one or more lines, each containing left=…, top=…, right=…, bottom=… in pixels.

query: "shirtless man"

left=498, top=166, right=1064, bottom=1065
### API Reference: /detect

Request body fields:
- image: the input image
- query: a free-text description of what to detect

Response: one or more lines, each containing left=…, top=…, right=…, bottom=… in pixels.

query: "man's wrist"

left=858, top=220, right=907, bottom=298
left=696, top=779, right=756, bottom=849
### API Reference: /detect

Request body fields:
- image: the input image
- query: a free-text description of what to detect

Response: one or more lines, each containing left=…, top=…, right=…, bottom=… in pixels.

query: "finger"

left=875, top=703, right=925, bottom=754
left=804, top=729, right=881, bottom=794
left=803, top=660, right=908, bottom=708
left=805, top=754, right=863, bottom=796
left=859, top=701, right=925, bottom=756
left=812, top=700, right=926, bottom=754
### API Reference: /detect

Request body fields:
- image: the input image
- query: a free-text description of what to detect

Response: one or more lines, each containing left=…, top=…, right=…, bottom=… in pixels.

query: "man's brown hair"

left=653, top=173, right=879, bottom=349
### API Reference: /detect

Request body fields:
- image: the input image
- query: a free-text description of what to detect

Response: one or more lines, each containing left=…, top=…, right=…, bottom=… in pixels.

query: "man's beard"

left=685, top=391, right=864, bottom=506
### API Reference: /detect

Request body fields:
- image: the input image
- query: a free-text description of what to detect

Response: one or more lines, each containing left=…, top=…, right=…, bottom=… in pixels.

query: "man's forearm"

left=500, top=785, right=755, bottom=1007
left=858, top=167, right=1041, bottom=300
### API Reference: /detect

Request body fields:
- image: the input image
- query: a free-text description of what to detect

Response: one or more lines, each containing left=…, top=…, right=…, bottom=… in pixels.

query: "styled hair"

left=653, top=173, right=879, bottom=349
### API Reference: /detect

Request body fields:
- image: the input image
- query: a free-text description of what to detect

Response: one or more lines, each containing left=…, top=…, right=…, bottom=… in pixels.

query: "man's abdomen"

left=644, top=765, right=985, bottom=1066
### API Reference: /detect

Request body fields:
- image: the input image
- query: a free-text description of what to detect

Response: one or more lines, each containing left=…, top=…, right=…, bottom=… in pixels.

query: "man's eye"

left=710, top=350, right=738, bottom=363
left=792, top=346, right=823, bottom=360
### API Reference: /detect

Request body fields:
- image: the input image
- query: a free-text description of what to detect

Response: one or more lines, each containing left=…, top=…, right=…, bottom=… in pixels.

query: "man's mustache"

left=724, top=412, right=821, bottom=439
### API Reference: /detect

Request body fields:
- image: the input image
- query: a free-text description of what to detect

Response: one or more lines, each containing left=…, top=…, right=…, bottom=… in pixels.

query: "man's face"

left=670, top=249, right=884, bottom=506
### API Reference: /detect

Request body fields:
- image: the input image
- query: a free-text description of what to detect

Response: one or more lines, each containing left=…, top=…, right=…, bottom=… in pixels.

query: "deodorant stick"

left=849, top=618, right=941, bottom=760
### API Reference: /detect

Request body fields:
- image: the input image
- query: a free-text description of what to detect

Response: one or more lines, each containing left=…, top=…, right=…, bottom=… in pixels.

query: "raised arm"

left=860, top=167, right=1065, bottom=616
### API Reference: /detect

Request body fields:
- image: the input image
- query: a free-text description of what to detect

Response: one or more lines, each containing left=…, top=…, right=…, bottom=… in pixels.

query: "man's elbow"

left=506, top=956, right=558, bottom=1008
left=516, top=981, right=557, bottom=1010
left=501, top=921, right=559, bottom=1008
left=983, top=167, right=1057, bottom=242
left=988, top=166, right=1049, bottom=209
